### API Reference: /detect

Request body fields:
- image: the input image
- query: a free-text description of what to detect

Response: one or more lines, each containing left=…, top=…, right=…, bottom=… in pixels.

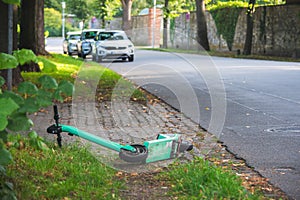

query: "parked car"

left=77, top=29, right=103, bottom=59
left=92, top=30, right=134, bottom=62
left=63, top=31, right=81, bottom=56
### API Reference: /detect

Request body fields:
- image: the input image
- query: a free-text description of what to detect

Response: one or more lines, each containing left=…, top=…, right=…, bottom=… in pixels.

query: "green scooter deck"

left=144, top=134, right=180, bottom=163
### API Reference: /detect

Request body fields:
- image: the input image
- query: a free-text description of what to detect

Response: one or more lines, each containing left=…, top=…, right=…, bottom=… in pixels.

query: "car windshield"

left=97, top=32, right=126, bottom=41
left=69, top=35, right=80, bottom=40
left=82, top=31, right=98, bottom=39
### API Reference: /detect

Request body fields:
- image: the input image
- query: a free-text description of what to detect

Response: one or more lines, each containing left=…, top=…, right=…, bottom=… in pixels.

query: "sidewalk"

left=29, top=99, right=288, bottom=199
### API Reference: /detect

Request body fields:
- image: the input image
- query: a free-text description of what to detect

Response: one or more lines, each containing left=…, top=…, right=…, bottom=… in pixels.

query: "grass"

left=21, top=53, right=146, bottom=102
left=5, top=135, right=123, bottom=199
left=160, top=158, right=263, bottom=199
left=4, top=135, right=266, bottom=200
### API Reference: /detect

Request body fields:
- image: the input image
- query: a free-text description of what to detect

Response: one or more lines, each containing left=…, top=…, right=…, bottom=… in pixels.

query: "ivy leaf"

left=7, top=113, right=33, bottom=131
left=57, top=80, right=74, bottom=96
left=36, top=90, right=53, bottom=107
left=17, top=81, right=38, bottom=95
left=18, top=98, right=40, bottom=113
left=0, top=98, right=19, bottom=116
left=0, top=53, right=18, bottom=70
left=1, top=91, right=24, bottom=106
left=38, top=75, right=58, bottom=89
left=13, top=49, right=37, bottom=65
left=53, top=90, right=64, bottom=102
left=0, top=115, right=8, bottom=131
left=1, top=0, right=21, bottom=5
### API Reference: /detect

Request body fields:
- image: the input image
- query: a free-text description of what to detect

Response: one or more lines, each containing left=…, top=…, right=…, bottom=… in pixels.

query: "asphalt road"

left=47, top=38, right=300, bottom=199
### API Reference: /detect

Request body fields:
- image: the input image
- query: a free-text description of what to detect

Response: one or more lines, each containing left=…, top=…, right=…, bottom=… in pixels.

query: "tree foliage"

left=65, top=0, right=89, bottom=20
left=44, top=0, right=61, bottom=11
left=44, top=8, right=62, bottom=36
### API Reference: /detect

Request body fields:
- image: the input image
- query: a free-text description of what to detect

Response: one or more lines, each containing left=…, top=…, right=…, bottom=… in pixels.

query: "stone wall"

left=252, top=5, right=300, bottom=57
left=109, top=4, right=300, bottom=57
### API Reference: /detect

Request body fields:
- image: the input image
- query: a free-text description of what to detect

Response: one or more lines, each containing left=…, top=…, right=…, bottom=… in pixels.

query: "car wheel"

left=68, top=52, right=72, bottom=56
left=82, top=54, right=86, bottom=59
left=128, top=55, right=134, bottom=62
left=78, top=52, right=82, bottom=57
left=122, top=57, right=127, bottom=61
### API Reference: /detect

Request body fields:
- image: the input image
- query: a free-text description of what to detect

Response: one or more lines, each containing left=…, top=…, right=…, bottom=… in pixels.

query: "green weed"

left=161, top=158, right=262, bottom=199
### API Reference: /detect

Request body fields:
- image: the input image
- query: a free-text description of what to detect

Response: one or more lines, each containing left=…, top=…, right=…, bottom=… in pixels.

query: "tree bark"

left=0, top=2, right=23, bottom=86
left=162, top=0, right=169, bottom=48
left=121, top=0, right=133, bottom=36
left=20, top=0, right=46, bottom=55
left=243, top=0, right=256, bottom=55
left=19, top=0, right=44, bottom=72
left=195, top=0, right=210, bottom=51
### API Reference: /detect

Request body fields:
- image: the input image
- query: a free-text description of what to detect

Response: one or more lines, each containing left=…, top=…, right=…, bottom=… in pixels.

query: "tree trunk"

left=162, top=0, right=169, bottom=48
left=0, top=2, right=23, bottom=86
left=243, top=0, right=256, bottom=55
left=35, top=0, right=47, bottom=55
left=121, top=0, right=133, bottom=36
left=195, top=0, right=210, bottom=51
left=19, top=0, right=44, bottom=72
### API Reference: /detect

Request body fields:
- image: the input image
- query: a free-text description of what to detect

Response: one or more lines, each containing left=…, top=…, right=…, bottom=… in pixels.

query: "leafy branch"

left=0, top=49, right=74, bottom=199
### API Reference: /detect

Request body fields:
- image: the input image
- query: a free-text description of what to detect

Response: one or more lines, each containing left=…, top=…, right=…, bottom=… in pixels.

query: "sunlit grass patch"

left=160, top=158, right=263, bottom=199
left=6, top=135, right=123, bottom=200
left=21, top=54, right=146, bottom=102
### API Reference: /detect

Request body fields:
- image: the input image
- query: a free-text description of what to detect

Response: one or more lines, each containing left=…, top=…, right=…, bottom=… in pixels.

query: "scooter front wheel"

left=119, top=144, right=148, bottom=163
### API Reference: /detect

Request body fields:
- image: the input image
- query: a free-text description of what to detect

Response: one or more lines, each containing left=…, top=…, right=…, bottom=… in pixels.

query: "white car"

left=77, top=29, right=104, bottom=58
left=63, top=31, right=81, bottom=56
left=92, top=30, right=134, bottom=62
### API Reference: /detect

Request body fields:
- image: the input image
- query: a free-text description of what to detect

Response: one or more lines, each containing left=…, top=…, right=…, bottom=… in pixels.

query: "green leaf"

left=18, top=98, right=40, bottom=113
left=0, top=76, right=5, bottom=87
left=36, top=90, right=53, bottom=107
left=0, top=165, right=5, bottom=174
left=57, top=80, right=74, bottom=96
left=0, top=115, right=8, bottom=131
left=17, top=81, right=38, bottom=95
left=0, top=130, right=8, bottom=143
left=0, top=141, right=13, bottom=166
left=7, top=113, right=33, bottom=131
left=38, top=75, right=58, bottom=89
left=0, top=53, right=18, bottom=70
left=28, top=131, right=38, bottom=139
left=13, top=49, right=37, bottom=65
left=1, top=91, right=24, bottom=106
left=53, top=90, right=64, bottom=102
left=1, top=0, right=21, bottom=5
left=0, top=98, right=19, bottom=116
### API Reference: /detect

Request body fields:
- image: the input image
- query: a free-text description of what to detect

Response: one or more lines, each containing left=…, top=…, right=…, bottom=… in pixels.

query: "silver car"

left=77, top=29, right=104, bottom=59
left=63, top=31, right=81, bottom=56
left=92, top=30, right=134, bottom=62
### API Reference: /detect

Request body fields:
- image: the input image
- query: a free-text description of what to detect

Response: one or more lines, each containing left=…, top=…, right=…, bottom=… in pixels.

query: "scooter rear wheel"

left=119, top=144, right=148, bottom=163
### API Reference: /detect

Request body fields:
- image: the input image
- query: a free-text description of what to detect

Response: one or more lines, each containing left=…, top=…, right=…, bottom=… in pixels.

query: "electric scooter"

left=47, top=105, right=193, bottom=163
